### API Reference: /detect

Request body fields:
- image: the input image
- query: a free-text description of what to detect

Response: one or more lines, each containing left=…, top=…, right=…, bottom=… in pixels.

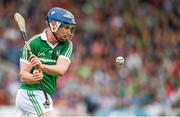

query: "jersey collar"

left=41, top=30, right=58, bottom=48
left=41, top=30, right=48, bottom=41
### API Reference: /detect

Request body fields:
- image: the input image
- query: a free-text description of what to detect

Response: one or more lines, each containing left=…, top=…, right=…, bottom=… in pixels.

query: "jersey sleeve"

left=58, top=41, right=73, bottom=63
left=19, top=45, right=31, bottom=64
left=19, top=35, right=40, bottom=64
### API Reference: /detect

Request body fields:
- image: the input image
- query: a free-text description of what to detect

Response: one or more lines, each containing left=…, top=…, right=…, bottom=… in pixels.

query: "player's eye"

left=63, top=24, right=76, bottom=34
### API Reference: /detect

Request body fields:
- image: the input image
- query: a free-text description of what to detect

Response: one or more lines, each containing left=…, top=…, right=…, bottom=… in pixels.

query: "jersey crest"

left=56, top=50, right=61, bottom=56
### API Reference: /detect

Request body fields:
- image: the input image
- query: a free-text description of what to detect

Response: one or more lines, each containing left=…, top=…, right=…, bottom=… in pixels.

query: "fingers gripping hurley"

left=14, top=12, right=50, bottom=108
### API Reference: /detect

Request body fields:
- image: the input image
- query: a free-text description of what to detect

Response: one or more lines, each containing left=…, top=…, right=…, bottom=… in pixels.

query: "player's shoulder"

left=28, top=33, right=41, bottom=44
left=58, top=40, right=73, bottom=48
left=65, top=40, right=73, bottom=47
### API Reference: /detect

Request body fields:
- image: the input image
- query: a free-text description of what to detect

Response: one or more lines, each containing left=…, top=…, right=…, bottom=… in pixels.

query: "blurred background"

left=0, top=0, right=179, bottom=116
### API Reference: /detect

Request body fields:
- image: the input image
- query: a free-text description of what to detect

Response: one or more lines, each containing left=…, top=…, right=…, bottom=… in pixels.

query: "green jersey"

left=19, top=31, right=73, bottom=96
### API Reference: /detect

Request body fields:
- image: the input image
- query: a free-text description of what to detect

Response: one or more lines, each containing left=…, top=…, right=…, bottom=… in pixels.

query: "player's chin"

left=58, top=37, right=67, bottom=42
left=61, top=36, right=72, bottom=41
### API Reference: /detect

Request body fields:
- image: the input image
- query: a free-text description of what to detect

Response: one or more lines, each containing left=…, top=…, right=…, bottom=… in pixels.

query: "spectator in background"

left=3, top=28, right=21, bottom=66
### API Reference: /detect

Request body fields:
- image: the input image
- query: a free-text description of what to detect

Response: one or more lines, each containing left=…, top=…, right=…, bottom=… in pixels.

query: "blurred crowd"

left=0, top=0, right=179, bottom=116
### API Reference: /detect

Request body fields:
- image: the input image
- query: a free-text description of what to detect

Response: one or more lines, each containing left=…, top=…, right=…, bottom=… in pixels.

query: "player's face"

left=49, top=20, right=76, bottom=42
left=56, top=24, right=76, bottom=42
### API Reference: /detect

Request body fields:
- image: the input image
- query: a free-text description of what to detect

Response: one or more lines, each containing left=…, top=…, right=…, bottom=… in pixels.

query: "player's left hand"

left=29, top=54, right=43, bottom=69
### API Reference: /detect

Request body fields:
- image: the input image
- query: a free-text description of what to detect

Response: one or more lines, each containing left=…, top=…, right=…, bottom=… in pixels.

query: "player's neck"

left=45, top=29, right=58, bottom=45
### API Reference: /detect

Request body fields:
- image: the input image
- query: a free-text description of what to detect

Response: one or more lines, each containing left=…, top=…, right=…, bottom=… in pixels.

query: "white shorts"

left=15, top=89, right=54, bottom=117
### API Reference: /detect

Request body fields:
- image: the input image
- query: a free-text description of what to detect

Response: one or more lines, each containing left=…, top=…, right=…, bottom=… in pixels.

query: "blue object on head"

left=47, top=7, right=76, bottom=25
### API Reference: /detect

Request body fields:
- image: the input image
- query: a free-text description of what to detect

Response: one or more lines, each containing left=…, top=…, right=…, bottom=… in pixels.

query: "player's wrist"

left=40, top=64, right=45, bottom=70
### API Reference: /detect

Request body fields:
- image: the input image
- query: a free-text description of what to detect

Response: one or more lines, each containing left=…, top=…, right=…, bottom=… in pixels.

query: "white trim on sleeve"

left=20, top=58, right=31, bottom=64
left=58, top=55, right=71, bottom=63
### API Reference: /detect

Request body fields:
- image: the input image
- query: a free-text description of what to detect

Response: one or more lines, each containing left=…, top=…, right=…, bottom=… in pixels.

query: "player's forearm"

left=19, top=71, right=37, bottom=84
left=41, top=64, right=67, bottom=77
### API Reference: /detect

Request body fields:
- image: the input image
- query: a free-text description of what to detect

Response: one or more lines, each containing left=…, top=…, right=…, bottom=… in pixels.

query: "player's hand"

left=29, top=54, right=43, bottom=69
left=32, top=69, right=43, bottom=82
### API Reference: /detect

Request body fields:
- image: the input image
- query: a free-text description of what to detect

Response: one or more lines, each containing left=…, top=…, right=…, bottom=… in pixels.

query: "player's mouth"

left=62, top=35, right=72, bottom=40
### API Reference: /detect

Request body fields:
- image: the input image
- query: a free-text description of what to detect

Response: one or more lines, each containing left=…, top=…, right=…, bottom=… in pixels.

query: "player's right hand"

left=29, top=54, right=43, bottom=69
left=32, top=69, right=43, bottom=82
